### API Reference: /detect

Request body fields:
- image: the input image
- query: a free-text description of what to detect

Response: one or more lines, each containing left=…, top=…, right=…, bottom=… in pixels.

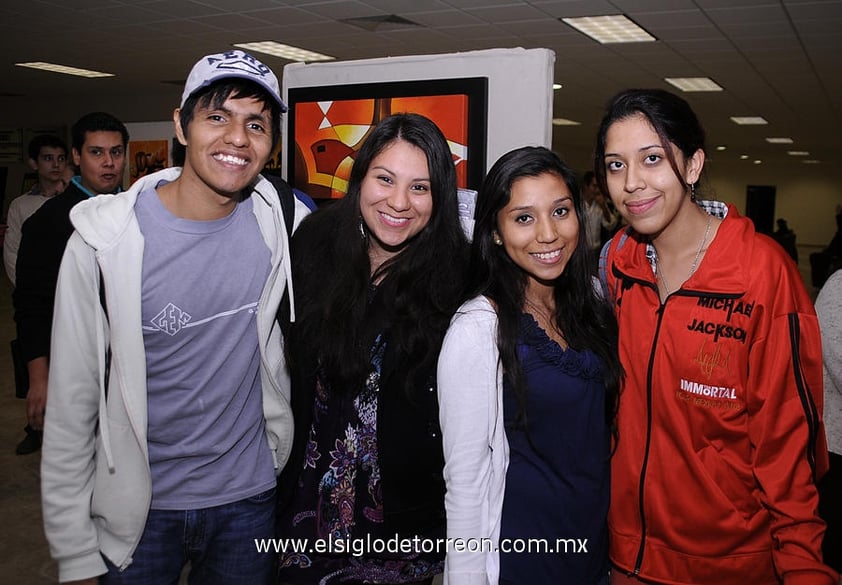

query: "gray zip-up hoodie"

left=40, top=167, right=304, bottom=582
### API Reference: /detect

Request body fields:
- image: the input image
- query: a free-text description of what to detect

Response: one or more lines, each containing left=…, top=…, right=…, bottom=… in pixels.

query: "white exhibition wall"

left=282, top=47, right=555, bottom=181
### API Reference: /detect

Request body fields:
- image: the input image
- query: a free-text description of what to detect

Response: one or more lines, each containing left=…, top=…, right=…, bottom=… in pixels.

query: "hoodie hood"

left=70, top=167, right=283, bottom=252
left=70, top=167, right=182, bottom=251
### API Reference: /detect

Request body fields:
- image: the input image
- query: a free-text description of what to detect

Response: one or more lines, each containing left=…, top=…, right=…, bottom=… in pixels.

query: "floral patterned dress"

left=277, top=336, right=443, bottom=584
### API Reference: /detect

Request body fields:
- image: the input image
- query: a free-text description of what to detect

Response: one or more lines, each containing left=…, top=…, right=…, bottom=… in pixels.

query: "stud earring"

left=493, top=234, right=503, bottom=246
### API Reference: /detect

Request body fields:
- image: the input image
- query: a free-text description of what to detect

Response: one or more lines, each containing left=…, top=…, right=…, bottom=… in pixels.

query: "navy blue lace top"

left=499, top=312, right=611, bottom=585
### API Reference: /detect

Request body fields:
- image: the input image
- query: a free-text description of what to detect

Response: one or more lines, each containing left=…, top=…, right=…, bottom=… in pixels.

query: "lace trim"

left=519, top=313, right=602, bottom=380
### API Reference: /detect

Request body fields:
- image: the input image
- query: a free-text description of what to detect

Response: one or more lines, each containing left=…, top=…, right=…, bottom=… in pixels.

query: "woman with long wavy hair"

left=276, top=113, right=470, bottom=585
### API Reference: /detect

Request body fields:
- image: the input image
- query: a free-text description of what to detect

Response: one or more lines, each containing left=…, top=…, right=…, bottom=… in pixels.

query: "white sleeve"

left=438, top=298, right=505, bottom=585
left=4, top=198, right=24, bottom=285
left=292, top=196, right=311, bottom=231
left=41, top=232, right=108, bottom=581
left=816, top=269, right=842, bottom=454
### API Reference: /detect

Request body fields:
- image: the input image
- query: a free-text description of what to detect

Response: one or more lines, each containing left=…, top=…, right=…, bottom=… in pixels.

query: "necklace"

left=523, top=297, right=567, bottom=345
left=656, top=214, right=713, bottom=295
left=523, top=297, right=554, bottom=323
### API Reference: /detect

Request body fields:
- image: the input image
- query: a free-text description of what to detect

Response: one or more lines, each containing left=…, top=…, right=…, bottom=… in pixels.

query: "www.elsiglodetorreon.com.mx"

left=255, top=535, right=589, bottom=557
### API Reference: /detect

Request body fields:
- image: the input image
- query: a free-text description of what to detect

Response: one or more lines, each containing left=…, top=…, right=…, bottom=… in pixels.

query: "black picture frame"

left=285, top=77, right=488, bottom=201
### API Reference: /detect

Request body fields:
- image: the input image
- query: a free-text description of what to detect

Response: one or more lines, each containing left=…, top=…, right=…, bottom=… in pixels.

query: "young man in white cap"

left=40, top=50, right=308, bottom=585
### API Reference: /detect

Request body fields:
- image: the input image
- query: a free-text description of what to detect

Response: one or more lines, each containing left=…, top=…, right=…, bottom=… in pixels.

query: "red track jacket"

left=603, top=204, right=836, bottom=585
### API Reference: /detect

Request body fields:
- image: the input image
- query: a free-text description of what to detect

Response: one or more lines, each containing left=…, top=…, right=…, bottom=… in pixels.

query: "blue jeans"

left=102, top=487, right=276, bottom=585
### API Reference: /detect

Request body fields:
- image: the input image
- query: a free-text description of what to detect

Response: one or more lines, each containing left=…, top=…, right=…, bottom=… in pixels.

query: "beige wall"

left=706, top=162, right=842, bottom=248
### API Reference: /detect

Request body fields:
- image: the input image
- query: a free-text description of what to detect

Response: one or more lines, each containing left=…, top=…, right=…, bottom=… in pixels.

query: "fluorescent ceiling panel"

left=561, top=15, right=655, bottom=44
left=730, top=116, right=768, bottom=125
left=234, top=41, right=334, bottom=62
left=665, top=77, right=723, bottom=92
left=15, top=62, right=114, bottom=78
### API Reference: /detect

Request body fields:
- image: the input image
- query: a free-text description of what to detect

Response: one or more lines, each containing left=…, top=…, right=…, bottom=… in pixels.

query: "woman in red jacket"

left=596, top=88, right=837, bottom=585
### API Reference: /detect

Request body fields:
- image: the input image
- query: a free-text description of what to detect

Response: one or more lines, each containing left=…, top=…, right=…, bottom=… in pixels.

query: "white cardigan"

left=437, top=295, right=509, bottom=585
left=816, top=269, right=842, bottom=455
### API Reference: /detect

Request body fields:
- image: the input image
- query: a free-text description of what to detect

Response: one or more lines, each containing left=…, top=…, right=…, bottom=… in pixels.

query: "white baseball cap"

left=180, top=50, right=287, bottom=112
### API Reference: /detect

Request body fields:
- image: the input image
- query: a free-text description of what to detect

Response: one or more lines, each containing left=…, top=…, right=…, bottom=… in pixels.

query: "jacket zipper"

left=608, top=260, right=662, bottom=575
left=633, top=289, right=664, bottom=574
left=620, top=279, right=744, bottom=574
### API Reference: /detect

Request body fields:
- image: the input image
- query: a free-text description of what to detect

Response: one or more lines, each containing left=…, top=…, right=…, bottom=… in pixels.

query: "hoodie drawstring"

left=95, top=269, right=115, bottom=472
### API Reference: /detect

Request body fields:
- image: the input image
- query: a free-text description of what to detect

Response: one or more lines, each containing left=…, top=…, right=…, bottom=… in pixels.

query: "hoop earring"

left=359, top=217, right=367, bottom=240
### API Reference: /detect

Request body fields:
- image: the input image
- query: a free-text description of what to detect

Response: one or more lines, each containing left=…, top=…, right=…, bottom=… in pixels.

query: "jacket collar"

left=612, top=202, right=746, bottom=295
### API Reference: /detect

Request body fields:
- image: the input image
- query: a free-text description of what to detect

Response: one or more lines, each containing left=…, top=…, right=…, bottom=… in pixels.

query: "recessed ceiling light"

left=233, top=41, right=334, bottom=62
left=553, top=83, right=562, bottom=90
left=765, top=137, right=794, bottom=144
left=788, top=151, right=810, bottom=156
left=740, top=154, right=749, bottom=160
left=552, top=118, right=581, bottom=126
left=803, top=159, right=821, bottom=164
left=664, top=77, right=723, bottom=92
left=561, top=15, right=655, bottom=44
left=15, top=61, right=114, bottom=78
left=731, top=116, right=768, bottom=125
left=753, top=160, right=762, bottom=165
left=716, top=145, right=727, bottom=151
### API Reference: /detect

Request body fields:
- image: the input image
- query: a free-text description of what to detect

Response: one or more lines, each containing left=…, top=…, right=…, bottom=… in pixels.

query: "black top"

left=13, top=181, right=89, bottom=362
left=277, top=214, right=447, bottom=541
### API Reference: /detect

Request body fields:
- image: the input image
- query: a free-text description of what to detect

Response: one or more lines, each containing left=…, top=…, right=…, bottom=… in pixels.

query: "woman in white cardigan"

left=438, top=147, right=622, bottom=585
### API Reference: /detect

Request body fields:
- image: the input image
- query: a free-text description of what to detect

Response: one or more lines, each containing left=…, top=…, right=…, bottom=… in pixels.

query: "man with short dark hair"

left=4, top=134, right=69, bottom=286
left=13, top=115, right=128, bottom=457
left=6, top=134, right=69, bottom=455
left=41, top=51, right=307, bottom=585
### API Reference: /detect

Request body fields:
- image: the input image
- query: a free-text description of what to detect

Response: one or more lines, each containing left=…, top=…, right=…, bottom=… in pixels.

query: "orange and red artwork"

left=128, top=140, right=168, bottom=185
left=292, top=94, right=470, bottom=199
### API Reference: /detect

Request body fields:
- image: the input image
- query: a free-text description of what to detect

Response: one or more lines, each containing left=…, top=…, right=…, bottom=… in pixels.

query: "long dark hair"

left=289, top=113, right=469, bottom=395
left=593, top=88, right=706, bottom=198
left=471, top=146, right=621, bottom=431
